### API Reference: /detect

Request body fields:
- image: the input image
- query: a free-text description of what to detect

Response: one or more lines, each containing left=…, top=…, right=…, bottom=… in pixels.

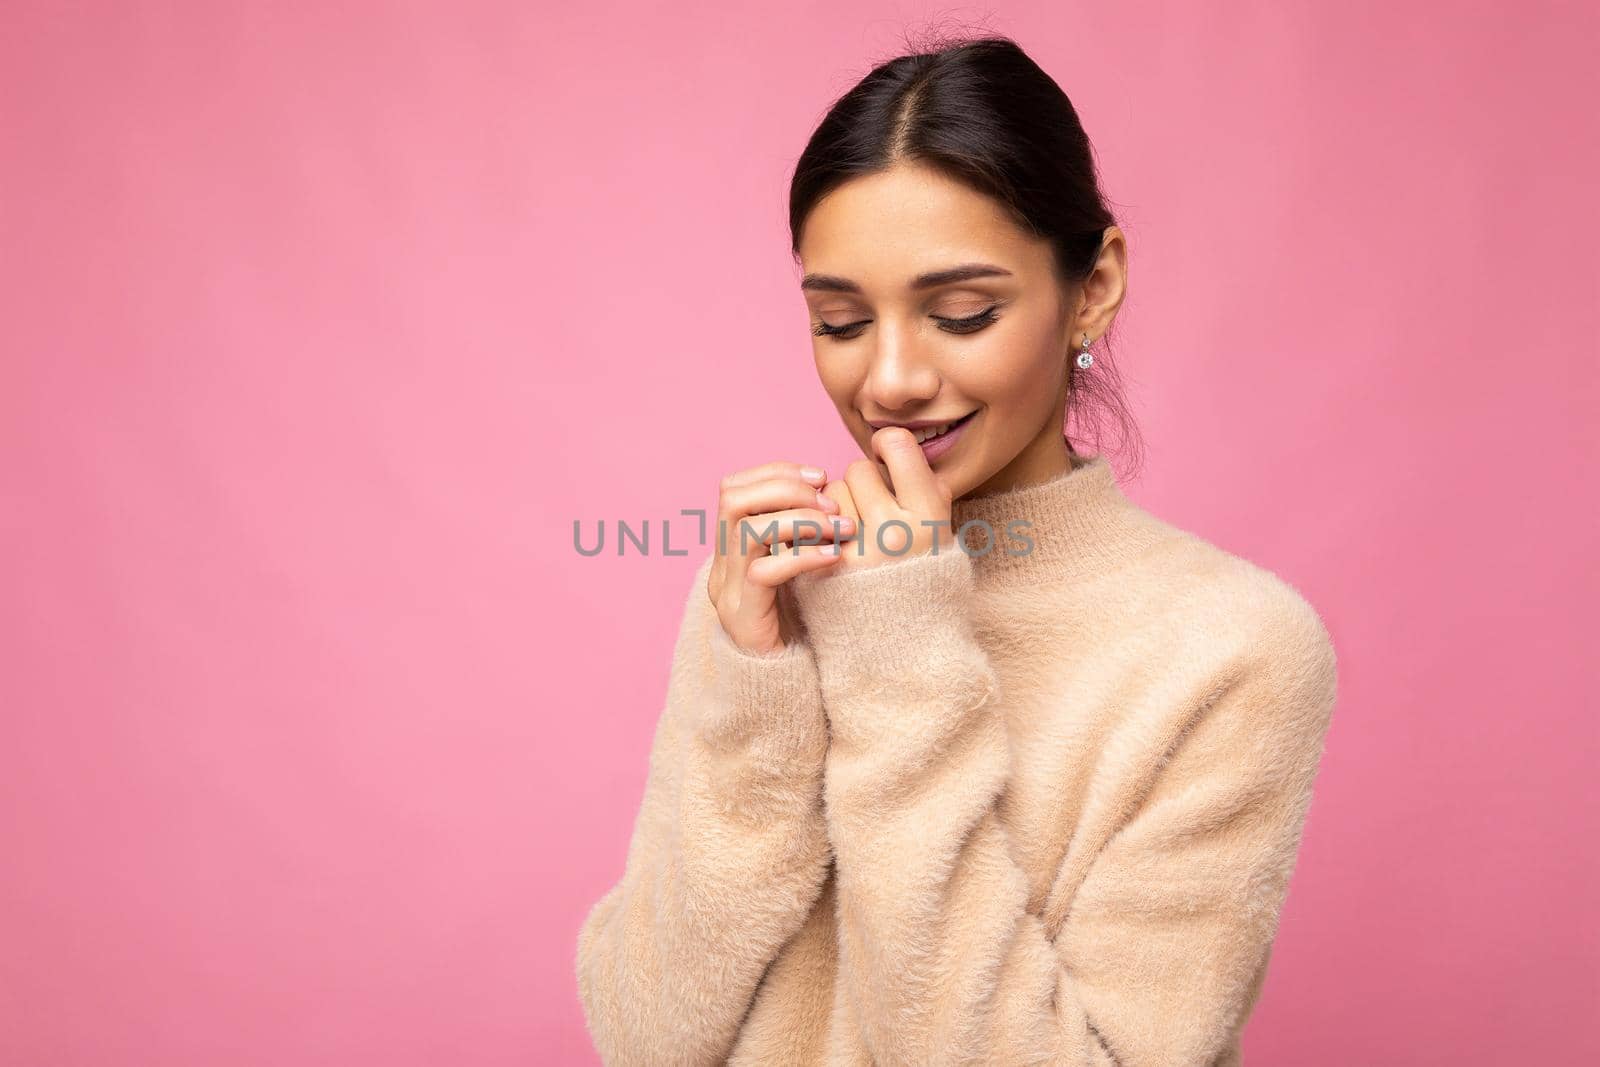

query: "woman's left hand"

left=821, top=427, right=958, bottom=573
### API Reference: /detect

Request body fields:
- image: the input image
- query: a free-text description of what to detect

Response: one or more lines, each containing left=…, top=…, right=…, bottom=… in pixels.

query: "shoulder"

left=1140, top=526, right=1339, bottom=721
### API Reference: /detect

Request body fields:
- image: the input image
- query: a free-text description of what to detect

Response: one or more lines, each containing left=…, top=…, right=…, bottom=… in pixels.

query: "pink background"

left=3, top=2, right=1595, bottom=1064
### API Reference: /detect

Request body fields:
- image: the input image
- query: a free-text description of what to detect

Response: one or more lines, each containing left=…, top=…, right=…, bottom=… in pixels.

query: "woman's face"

left=797, top=161, right=1122, bottom=501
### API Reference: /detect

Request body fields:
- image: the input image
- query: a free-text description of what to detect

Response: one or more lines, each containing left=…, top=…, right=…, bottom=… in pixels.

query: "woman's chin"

left=934, top=456, right=977, bottom=501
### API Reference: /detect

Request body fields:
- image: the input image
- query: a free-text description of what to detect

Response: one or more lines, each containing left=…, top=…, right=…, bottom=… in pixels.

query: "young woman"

left=576, top=34, right=1337, bottom=1067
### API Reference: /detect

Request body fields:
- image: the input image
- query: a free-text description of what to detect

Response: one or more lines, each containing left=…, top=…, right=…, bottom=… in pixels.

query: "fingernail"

left=833, top=516, right=855, bottom=533
left=816, top=491, right=839, bottom=512
left=801, top=466, right=826, bottom=483
left=822, top=542, right=840, bottom=555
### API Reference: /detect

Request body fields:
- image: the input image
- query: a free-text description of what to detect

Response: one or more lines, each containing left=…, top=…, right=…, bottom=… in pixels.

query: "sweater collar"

left=950, top=452, right=1171, bottom=586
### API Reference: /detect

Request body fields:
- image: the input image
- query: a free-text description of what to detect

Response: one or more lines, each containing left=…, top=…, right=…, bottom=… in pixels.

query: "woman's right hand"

left=708, top=461, right=854, bottom=656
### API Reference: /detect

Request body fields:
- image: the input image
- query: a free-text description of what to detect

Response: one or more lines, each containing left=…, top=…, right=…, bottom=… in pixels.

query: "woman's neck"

left=963, top=429, right=1077, bottom=501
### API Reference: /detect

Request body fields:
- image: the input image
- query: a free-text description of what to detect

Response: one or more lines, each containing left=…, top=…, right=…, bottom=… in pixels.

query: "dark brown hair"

left=788, top=31, right=1143, bottom=474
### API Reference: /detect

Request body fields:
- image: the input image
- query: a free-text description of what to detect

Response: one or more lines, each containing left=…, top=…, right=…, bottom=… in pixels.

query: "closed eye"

left=811, top=305, right=1002, bottom=342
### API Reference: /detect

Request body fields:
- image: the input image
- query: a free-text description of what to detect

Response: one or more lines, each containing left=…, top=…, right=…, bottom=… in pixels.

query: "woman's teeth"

left=913, top=415, right=968, bottom=444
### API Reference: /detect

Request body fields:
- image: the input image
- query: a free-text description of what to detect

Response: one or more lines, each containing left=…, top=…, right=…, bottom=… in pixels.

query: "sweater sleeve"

left=789, top=547, right=1338, bottom=1067
left=575, top=556, right=835, bottom=1066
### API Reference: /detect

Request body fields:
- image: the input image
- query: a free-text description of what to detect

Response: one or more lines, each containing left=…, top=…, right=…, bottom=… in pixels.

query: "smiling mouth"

left=907, top=409, right=977, bottom=444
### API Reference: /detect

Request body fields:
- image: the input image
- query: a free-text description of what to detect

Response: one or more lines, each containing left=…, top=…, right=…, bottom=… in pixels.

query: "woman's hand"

left=708, top=461, right=854, bottom=655
left=826, top=428, right=958, bottom=574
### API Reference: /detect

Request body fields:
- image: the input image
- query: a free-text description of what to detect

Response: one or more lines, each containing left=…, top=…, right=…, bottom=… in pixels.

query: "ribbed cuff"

left=702, top=621, right=829, bottom=763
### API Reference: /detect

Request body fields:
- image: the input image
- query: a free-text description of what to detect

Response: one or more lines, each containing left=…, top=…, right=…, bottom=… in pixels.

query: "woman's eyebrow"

left=800, top=262, right=1013, bottom=294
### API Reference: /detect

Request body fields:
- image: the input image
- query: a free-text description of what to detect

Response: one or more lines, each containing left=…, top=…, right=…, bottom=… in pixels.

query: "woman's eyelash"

left=936, top=305, right=1002, bottom=334
left=811, top=305, right=1002, bottom=341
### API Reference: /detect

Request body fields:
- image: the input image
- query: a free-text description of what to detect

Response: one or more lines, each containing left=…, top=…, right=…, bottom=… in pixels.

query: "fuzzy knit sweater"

left=575, top=452, right=1338, bottom=1066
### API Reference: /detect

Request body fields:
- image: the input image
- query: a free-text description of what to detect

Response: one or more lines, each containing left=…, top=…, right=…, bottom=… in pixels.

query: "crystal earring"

left=1075, top=332, right=1094, bottom=370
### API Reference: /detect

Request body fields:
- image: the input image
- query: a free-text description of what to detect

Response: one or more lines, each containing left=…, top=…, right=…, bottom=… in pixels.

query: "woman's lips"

left=918, top=409, right=976, bottom=462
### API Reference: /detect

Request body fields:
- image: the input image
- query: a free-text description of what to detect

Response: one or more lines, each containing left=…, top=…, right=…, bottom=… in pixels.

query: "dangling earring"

left=1075, top=332, right=1094, bottom=370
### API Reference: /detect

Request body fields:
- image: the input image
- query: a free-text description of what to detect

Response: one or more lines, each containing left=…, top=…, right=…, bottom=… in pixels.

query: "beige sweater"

left=575, top=452, right=1338, bottom=1066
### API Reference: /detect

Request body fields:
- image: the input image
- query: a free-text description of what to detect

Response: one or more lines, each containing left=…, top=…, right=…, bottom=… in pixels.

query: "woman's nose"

left=863, top=328, right=940, bottom=410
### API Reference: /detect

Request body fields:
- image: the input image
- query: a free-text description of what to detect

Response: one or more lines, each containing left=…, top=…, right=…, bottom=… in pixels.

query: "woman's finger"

left=746, top=542, right=844, bottom=587
left=734, top=507, right=855, bottom=551
left=714, top=472, right=839, bottom=602
left=842, top=456, right=896, bottom=520
left=820, top=478, right=859, bottom=525
left=720, top=478, right=836, bottom=531
left=720, top=461, right=828, bottom=491
left=871, top=427, right=948, bottom=516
